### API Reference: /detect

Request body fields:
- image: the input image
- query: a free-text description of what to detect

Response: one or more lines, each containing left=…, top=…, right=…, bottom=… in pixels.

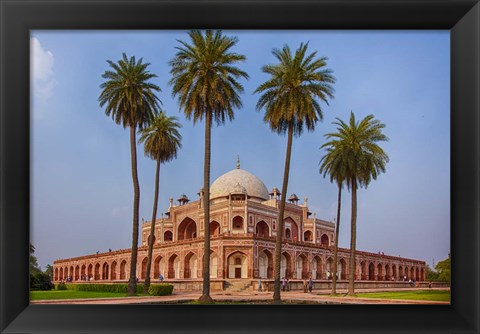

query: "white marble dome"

left=210, top=168, right=269, bottom=200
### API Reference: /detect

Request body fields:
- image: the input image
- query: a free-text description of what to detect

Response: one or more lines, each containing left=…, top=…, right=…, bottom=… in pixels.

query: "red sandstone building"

left=53, top=163, right=426, bottom=290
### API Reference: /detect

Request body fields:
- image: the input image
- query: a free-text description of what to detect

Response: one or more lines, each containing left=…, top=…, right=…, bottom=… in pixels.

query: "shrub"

left=75, top=283, right=144, bottom=294
left=148, top=284, right=174, bottom=296
left=30, top=272, right=54, bottom=290
left=57, top=282, right=67, bottom=290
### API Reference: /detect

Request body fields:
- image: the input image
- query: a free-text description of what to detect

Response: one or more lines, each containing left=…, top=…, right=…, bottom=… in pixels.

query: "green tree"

left=319, top=146, right=346, bottom=295
left=29, top=243, right=41, bottom=275
left=254, top=43, right=335, bottom=303
left=425, top=264, right=439, bottom=281
left=323, top=112, right=389, bottom=295
left=99, top=53, right=161, bottom=295
left=435, top=254, right=450, bottom=282
left=139, top=111, right=182, bottom=292
left=169, top=30, right=248, bottom=303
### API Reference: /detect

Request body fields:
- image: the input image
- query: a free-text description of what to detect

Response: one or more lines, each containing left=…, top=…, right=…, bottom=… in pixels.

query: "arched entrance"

left=385, top=264, right=391, bottom=281
left=164, top=230, right=173, bottom=241
left=154, top=255, right=164, bottom=278
left=119, top=260, right=127, bottom=280
left=177, top=218, right=197, bottom=240
left=339, top=258, right=347, bottom=280
left=141, top=257, right=148, bottom=279
left=326, top=257, right=333, bottom=279
left=232, top=216, right=244, bottom=230
left=368, top=262, right=375, bottom=281
left=210, top=221, right=221, bottom=236
left=360, top=261, right=367, bottom=280
left=75, top=265, right=80, bottom=280
left=284, top=218, right=299, bottom=241
left=259, top=250, right=273, bottom=279
left=312, top=256, right=322, bottom=279
left=210, top=252, right=218, bottom=278
left=111, top=261, right=117, bottom=280
left=228, top=252, right=248, bottom=278
left=81, top=265, right=86, bottom=279
left=392, top=264, right=397, bottom=281
left=102, top=262, right=109, bottom=280
left=94, top=263, right=101, bottom=280
left=296, top=254, right=308, bottom=279
left=377, top=263, right=383, bottom=281
left=304, top=230, right=313, bottom=241
left=184, top=252, right=198, bottom=279
left=59, top=268, right=63, bottom=281
left=168, top=254, right=180, bottom=279
left=87, top=264, right=93, bottom=280
left=321, top=234, right=329, bottom=247
left=281, top=252, right=292, bottom=278
left=255, top=221, right=269, bottom=237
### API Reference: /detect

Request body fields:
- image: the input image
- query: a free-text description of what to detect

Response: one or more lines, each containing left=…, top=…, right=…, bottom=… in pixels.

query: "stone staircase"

left=224, top=279, right=252, bottom=292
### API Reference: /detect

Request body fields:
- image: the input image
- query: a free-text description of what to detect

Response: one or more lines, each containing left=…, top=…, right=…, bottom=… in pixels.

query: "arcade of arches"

left=53, top=166, right=426, bottom=286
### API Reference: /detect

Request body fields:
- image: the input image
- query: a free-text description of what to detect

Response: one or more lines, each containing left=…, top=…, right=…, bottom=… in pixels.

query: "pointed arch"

left=111, top=261, right=117, bottom=280
left=178, top=217, right=197, bottom=240
left=227, top=251, right=248, bottom=278
left=184, top=252, right=198, bottom=279
left=255, top=220, right=270, bottom=237
left=119, top=260, right=127, bottom=280
left=210, top=221, right=221, bottom=236
left=259, top=249, right=273, bottom=279
left=321, top=234, right=330, bottom=247
left=168, top=254, right=180, bottom=279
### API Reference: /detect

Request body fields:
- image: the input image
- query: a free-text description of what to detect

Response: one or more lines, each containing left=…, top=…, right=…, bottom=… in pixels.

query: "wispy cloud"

left=31, top=37, right=56, bottom=102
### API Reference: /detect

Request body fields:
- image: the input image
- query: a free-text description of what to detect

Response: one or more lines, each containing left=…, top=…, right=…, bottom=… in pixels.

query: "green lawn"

left=354, top=290, right=450, bottom=302
left=30, top=290, right=147, bottom=300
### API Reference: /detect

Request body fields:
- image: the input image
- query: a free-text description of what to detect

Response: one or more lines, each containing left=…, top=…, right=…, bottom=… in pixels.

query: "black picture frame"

left=1, top=0, right=479, bottom=333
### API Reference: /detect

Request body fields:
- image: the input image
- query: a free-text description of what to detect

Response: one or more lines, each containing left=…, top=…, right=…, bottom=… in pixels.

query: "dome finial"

left=236, top=155, right=240, bottom=169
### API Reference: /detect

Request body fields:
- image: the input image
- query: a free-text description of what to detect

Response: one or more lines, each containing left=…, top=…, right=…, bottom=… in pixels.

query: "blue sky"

left=30, top=30, right=450, bottom=270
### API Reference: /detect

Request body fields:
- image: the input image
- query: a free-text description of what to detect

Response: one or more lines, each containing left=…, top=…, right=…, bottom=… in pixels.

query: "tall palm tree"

left=254, top=43, right=335, bottom=303
left=319, top=146, right=346, bottom=295
left=139, top=111, right=182, bottom=292
left=99, top=53, right=161, bottom=296
left=323, top=112, right=389, bottom=295
left=169, top=30, right=248, bottom=303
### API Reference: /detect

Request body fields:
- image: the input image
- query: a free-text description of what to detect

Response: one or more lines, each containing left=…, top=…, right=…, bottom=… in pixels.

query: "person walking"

left=282, top=277, right=286, bottom=292
left=308, top=278, right=314, bottom=293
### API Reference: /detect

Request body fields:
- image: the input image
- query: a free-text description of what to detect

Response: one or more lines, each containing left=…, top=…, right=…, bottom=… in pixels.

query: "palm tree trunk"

left=273, top=124, right=294, bottom=304
left=198, top=111, right=213, bottom=303
left=331, top=183, right=342, bottom=295
left=128, top=125, right=140, bottom=296
left=144, top=158, right=160, bottom=293
left=347, top=177, right=357, bottom=295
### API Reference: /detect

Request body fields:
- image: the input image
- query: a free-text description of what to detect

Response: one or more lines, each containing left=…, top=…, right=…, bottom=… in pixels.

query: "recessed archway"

left=210, top=221, right=221, bottom=236
left=154, top=255, right=164, bottom=278
left=119, top=260, right=127, bottom=280
left=339, top=258, right=347, bottom=280
left=177, top=217, right=197, bottom=240
left=228, top=252, right=248, bottom=278
left=184, top=252, right=198, bottom=279
left=284, top=217, right=299, bottom=241
left=312, top=256, right=322, bottom=279
left=281, top=252, right=292, bottom=279
left=168, top=254, right=180, bottom=279
left=368, top=262, right=375, bottom=281
left=210, top=251, right=218, bottom=278
left=255, top=221, right=269, bottom=237
left=140, top=257, right=148, bottom=279
left=74, top=265, right=80, bottom=280
left=164, top=230, right=173, bottom=241
left=258, top=249, right=273, bottom=279
left=94, top=263, right=101, bottom=280
left=111, top=261, right=117, bottom=280
left=296, top=254, right=308, bottom=279
left=102, top=262, right=109, bottom=280
left=321, top=234, right=330, bottom=247
left=304, top=230, right=313, bottom=242
left=232, top=216, right=244, bottom=230
left=377, top=263, right=383, bottom=281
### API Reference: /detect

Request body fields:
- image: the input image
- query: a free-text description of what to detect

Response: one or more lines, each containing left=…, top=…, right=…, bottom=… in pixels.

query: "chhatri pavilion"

left=53, top=160, right=426, bottom=290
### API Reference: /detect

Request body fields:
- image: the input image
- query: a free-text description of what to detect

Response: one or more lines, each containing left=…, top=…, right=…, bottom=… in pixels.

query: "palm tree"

left=169, top=30, right=248, bottom=303
left=99, top=53, right=161, bottom=296
left=139, top=111, right=182, bottom=292
left=319, top=146, right=346, bottom=295
left=254, top=43, right=335, bottom=303
left=322, top=112, right=389, bottom=295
